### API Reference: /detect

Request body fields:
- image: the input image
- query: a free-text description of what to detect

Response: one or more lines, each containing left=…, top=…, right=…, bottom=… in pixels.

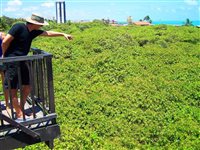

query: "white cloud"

left=5, top=7, right=18, bottom=12
left=184, top=0, right=198, bottom=5
left=40, top=1, right=56, bottom=19
left=41, top=2, right=54, bottom=8
left=5, top=0, right=22, bottom=12
left=7, top=0, right=22, bottom=6
left=22, top=7, right=38, bottom=12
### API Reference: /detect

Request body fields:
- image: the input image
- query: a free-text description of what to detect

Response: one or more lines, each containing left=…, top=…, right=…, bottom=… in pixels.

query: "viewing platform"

left=0, top=48, right=60, bottom=149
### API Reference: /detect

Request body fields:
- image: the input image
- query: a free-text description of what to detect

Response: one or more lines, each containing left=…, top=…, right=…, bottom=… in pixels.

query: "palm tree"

left=143, top=15, right=152, bottom=23
left=143, top=15, right=150, bottom=21
left=184, top=18, right=193, bottom=26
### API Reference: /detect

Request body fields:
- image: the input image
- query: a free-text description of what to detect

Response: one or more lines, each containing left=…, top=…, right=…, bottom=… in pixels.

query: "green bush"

left=22, top=24, right=200, bottom=149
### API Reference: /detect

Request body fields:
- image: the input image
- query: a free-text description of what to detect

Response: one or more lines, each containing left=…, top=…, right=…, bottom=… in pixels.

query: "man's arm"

left=40, top=31, right=73, bottom=40
left=2, top=34, right=14, bottom=56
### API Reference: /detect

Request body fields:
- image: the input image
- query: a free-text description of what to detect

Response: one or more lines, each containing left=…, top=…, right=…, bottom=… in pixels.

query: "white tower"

left=56, top=1, right=66, bottom=23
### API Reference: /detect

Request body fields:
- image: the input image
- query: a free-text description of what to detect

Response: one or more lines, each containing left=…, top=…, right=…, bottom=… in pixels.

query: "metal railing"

left=0, top=47, right=56, bottom=127
left=0, top=48, right=60, bottom=149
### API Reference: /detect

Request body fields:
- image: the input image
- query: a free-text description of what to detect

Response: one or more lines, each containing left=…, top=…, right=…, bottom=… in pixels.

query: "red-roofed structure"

left=133, top=21, right=151, bottom=26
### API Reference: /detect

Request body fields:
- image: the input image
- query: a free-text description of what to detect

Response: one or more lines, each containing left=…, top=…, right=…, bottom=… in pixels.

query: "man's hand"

left=64, top=34, right=73, bottom=40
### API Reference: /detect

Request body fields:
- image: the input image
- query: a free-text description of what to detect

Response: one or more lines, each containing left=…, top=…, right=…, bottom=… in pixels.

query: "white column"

left=56, top=2, right=60, bottom=23
left=61, top=2, right=64, bottom=23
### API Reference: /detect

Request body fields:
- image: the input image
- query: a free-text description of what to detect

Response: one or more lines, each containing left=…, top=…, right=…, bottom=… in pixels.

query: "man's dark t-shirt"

left=4, top=23, right=44, bottom=88
left=5, top=23, right=44, bottom=57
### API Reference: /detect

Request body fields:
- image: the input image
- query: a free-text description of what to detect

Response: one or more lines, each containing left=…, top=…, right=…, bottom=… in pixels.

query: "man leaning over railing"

left=1, top=14, right=72, bottom=119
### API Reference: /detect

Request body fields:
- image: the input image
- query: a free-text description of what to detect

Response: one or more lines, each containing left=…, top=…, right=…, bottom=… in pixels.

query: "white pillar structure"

left=56, top=1, right=66, bottom=23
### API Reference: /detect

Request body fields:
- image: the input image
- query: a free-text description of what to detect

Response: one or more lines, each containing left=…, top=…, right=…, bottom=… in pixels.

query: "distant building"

left=127, top=16, right=133, bottom=25
left=55, top=1, right=66, bottom=23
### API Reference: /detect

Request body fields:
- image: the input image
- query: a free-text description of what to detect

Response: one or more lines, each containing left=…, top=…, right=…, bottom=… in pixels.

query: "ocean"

left=118, top=20, right=200, bottom=26
left=152, top=20, right=200, bottom=26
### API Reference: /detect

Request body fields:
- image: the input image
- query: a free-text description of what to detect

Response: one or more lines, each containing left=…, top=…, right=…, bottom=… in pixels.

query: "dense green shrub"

left=21, top=24, right=200, bottom=149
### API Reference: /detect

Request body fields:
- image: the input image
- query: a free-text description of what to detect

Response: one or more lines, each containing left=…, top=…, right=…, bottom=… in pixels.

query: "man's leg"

left=4, top=62, right=22, bottom=118
left=10, top=89, right=23, bottom=118
left=4, top=89, right=9, bottom=109
left=21, top=85, right=31, bottom=108
left=20, top=62, right=31, bottom=109
left=20, top=61, right=31, bottom=108
left=1, top=72, right=9, bottom=109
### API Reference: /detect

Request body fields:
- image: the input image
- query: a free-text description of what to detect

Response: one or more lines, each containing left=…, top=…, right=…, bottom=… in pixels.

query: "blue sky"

left=0, top=0, right=199, bottom=22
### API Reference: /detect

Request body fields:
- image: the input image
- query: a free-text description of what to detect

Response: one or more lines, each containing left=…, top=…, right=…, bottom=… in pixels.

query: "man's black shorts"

left=4, top=61, right=30, bottom=89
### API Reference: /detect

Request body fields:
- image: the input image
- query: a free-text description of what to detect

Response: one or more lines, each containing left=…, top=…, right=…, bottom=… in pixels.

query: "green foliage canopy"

left=10, top=22, right=200, bottom=149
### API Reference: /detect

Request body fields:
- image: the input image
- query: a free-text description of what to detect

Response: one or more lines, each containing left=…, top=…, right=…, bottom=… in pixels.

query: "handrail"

left=31, top=47, right=53, bottom=56
left=0, top=48, right=52, bottom=63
